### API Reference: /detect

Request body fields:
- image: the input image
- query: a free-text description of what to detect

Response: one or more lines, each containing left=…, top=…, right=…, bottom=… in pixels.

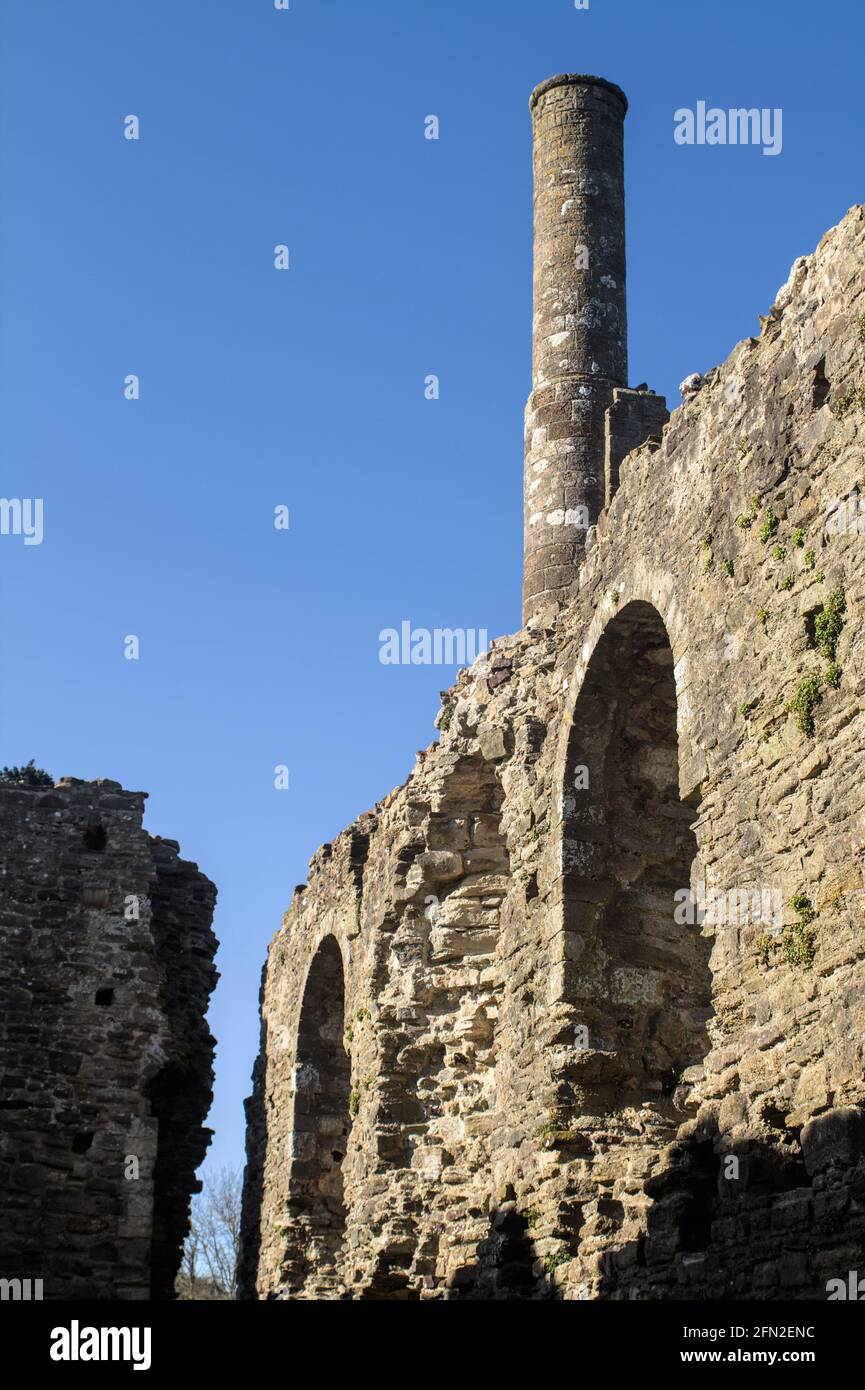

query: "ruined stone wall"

left=0, top=778, right=218, bottom=1299
left=604, top=387, right=669, bottom=505
left=241, top=204, right=865, bottom=1300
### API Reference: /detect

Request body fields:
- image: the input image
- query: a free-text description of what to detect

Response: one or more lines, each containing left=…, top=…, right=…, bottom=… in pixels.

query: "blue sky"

left=1, top=0, right=861, bottom=1178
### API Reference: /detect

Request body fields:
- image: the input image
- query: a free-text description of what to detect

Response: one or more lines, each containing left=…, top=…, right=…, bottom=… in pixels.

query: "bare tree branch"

left=176, top=1166, right=242, bottom=1300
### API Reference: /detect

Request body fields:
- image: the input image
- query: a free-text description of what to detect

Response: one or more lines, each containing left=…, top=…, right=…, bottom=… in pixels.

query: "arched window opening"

left=289, top=935, right=351, bottom=1290
left=561, top=601, right=712, bottom=1110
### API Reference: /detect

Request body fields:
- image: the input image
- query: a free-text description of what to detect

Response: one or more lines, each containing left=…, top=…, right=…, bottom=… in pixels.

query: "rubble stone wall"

left=0, top=778, right=218, bottom=1300
left=241, top=203, right=865, bottom=1300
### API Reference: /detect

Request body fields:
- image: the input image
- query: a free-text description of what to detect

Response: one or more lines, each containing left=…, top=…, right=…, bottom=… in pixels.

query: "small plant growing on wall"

left=544, top=1246, right=571, bottom=1274
left=789, top=892, right=816, bottom=925
left=0, top=760, right=53, bottom=787
left=785, top=935, right=814, bottom=966
left=700, top=534, right=714, bottom=571
left=787, top=673, right=823, bottom=736
left=760, top=508, right=780, bottom=543
left=833, top=387, right=859, bottom=418
left=755, top=932, right=777, bottom=967
left=783, top=894, right=818, bottom=968
left=812, top=588, right=846, bottom=662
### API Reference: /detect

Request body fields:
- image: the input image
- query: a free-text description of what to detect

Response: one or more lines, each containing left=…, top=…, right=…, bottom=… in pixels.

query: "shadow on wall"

left=601, top=1106, right=865, bottom=1300
left=350, top=1198, right=557, bottom=1301
left=447, top=1195, right=556, bottom=1300
left=237, top=1005, right=267, bottom=1301
left=146, top=1063, right=200, bottom=1301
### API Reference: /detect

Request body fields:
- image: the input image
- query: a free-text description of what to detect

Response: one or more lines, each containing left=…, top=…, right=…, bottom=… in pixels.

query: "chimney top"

left=529, top=73, right=628, bottom=115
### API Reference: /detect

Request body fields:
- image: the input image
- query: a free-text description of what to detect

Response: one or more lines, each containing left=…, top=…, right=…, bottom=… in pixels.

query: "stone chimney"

left=523, top=74, right=667, bottom=625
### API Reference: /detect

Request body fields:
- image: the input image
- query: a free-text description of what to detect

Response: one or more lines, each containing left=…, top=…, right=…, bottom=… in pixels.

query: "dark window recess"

left=94, top=988, right=114, bottom=1006
left=72, top=1132, right=94, bottom=1154
left=677, top=1141, right=721, bottom=1252
left=812, top=357, right=831, bottom=410
left=83, top=825, right=108, bottom=851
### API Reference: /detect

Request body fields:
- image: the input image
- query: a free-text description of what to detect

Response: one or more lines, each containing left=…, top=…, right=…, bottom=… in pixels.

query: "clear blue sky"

left=1, top=0, right=861, bottom=1179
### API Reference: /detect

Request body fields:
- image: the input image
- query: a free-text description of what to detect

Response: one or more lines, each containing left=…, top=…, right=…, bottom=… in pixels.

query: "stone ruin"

left=0, top=777, right=217, bottom=1299
left=238, top=75, right=865, bottom=1299
left=3, top=71, right=861, bottom=1308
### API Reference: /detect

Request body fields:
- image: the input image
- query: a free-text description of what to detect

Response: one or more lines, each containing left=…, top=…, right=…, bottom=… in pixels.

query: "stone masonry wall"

left=241, top=204, right=865, bottom=1299
left=0, top=777, right=218, bottom=1300
left=604, top=387, right=670, bottom=505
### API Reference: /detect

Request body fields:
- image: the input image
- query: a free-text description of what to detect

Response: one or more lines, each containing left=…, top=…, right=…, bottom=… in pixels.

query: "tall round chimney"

left=523, top=75, right=629, bottom=624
